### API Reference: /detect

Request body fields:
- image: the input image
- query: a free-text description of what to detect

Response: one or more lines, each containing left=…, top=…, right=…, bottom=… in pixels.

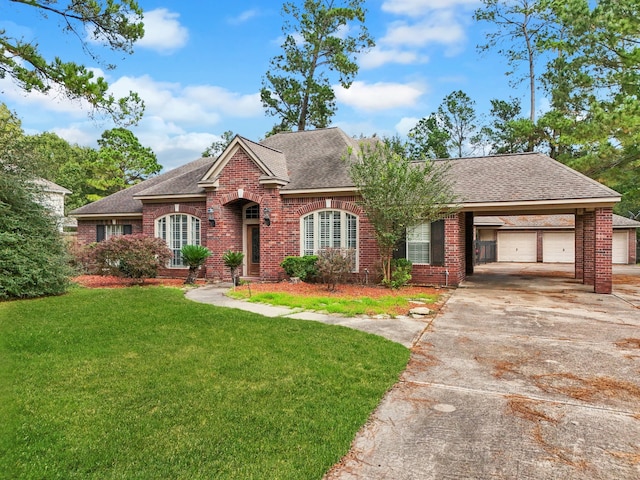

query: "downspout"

left=445, top=269, right=449, bottom=287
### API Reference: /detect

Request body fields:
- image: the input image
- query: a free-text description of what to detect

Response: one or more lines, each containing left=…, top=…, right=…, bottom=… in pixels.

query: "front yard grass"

left=0, top=287, right=409, bottom=479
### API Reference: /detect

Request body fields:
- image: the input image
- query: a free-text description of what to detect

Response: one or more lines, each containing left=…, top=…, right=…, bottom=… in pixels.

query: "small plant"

left=90, top=234, right=172, bottom=283
left=222, top=250, right=245, bottom=286
left=316, top=248, right=355, bottom=292
left=280, top=255, right=318, bottom=281
left=382, top=258, right=412, bottom=289
left=181, top=245, right=211, bottom=284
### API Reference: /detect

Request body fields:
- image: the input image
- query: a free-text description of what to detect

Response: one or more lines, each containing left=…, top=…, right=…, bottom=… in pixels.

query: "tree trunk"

left=185, top=266, right=198, bottom=284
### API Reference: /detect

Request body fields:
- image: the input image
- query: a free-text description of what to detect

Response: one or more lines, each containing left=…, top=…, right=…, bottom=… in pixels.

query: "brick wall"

left=76, top=218, right=143, bottom=245
left=594, top=207, right=612, bottom=294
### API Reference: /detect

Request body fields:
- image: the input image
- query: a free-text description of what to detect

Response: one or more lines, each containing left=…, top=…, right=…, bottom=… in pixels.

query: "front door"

left=247, top=225, right=260, bottom=276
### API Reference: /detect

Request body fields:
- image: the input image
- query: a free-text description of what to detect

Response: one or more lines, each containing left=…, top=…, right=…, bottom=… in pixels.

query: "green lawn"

left=0, top=287, right=409, bottom=479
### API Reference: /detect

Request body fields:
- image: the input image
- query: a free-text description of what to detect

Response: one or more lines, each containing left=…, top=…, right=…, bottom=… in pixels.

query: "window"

left=96, top=224, right=132, bottom=242
left=407, top=223, right=431, bottom=264
left=301, top=210, right=357, bottom=261
left=156, top=214, right=201, bottom=267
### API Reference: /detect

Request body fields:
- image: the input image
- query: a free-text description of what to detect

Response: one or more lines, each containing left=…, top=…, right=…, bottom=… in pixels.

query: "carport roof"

left=444, top=152, right=621, bottom=206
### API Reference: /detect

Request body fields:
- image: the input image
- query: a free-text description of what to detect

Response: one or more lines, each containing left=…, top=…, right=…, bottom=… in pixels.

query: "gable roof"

left=70, top=128, right=621, bottom=218
left=34, top=178, right=71, bottom=195
left=260, top=128, right=363, bottom=191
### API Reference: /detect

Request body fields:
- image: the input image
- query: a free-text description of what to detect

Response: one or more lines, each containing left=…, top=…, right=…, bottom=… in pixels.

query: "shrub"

left=181, top=245, right=211, bottom=284
left=280, top=255, right=318, bottom=281
left=90, top=234, right=172, bottom=282
left=383, top=258, right=412, bottom=289
left=0, top=180, right=71, bottom=300
left=316, top=248, right=355, bottom=292
left=222, top=250, right=244, bottom=285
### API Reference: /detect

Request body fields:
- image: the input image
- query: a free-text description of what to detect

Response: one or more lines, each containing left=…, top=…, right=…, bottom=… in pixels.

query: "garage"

left=613, top=231, right=629, bottom=264
left=542, top=231, right=575, bottom=263
left=497, top=231, right=537, bottom=262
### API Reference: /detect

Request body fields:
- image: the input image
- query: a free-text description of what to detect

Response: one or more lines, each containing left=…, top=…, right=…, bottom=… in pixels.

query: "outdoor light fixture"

left=207, top=207, right=216, bottom=227
left=263, top=207, right=271, bottom=226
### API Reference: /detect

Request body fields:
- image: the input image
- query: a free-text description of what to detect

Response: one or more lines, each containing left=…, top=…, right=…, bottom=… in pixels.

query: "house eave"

left=461, top=197, right=620, bottom=214
left=71, top=212, right=143, bottom=220
left=133, top=194, right=207, bottom=202
left=280, top=187, right=359, bottom=197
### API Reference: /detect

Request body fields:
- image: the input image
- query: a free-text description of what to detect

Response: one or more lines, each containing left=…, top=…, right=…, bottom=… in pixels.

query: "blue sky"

left=1, top=0, right=540, bottom=170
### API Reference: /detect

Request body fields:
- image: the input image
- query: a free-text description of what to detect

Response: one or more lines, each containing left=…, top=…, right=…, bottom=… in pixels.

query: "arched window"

left=156, top=214, right=201, bottom=267
left=301, top=210, right=357, bottom=263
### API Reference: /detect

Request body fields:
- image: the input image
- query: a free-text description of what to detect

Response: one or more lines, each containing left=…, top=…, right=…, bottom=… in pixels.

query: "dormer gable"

left=198, top=136, right=289, bottom=190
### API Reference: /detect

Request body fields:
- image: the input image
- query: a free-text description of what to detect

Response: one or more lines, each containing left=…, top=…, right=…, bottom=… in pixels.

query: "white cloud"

left=382, top=12, right=465, bottom=48
left=334, top=81, right=424, bottom=111
left=136, top=9, right=189, bottom=53
left=395, top=117, right=420, bottom=135
left=227, top=9, right=260, bottom=25
left=360, top=47, right=428, bottom=69
left=108, top=75, right=262, bottom=127
left=51, top=126, right=97, bottom=146
left=382, top=0, right=480, bottom=16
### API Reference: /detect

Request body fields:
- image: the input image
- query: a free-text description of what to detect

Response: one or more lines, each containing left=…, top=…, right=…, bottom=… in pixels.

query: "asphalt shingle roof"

left=70, top=157, right=213, bottom=215
left=71, top=129, right=621, bottom=217
left=475, top=214, right=640, bottom=229
left=260, top=128, right=362, bottom=190
left=443, top=152, right=620, bottom=203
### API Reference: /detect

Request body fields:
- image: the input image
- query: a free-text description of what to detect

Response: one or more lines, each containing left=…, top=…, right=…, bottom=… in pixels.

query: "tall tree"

left=474, top=0, right=552, bottom=122
left=202, top=130, right=235, bottom=157
left=540, top=0, right=640, bottom=215
left=347, top=139, right=457, bottom=284
left=1, top=0, right=145, bottom=124
left=407, top=115, right=450, bottom=159
left=438, top=90, right=478, bottom=158
left=479, top=98, right=539, bottom=153
left=261, top=0, right=374, bottom=134
left=0, top=106, right=71, bottom=299
left=92, top=128, right=161, bottom=196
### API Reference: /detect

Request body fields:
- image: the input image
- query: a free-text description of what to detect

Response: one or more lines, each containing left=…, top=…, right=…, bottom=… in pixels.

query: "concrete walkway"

left=186, top=284, right=432, bottom=348
left=325, top=263, right=640, bottom=479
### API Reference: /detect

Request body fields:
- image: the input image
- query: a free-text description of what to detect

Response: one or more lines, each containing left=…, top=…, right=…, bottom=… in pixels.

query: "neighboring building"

left=70, top=128, right=622, bottom=293
left=34, top=178, right=71, bottom=232
left=475, top=214, right=640, bottom=264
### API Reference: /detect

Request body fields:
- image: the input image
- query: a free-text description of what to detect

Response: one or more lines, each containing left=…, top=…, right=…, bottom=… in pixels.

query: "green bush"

left=383, top=258, right=413, bottom=289
left=280, top=255, right=318, bottom=281
left=181, top=245, right=211, bottom=284
left=0, top=180, right=71, bottom=300
left=222, top=250, right=244, bottom=285
left=90, top=234, right=172, bottom=282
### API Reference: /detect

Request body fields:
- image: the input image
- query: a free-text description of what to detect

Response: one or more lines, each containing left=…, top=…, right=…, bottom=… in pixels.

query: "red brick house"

left=71, top=128, right=622, bottom=293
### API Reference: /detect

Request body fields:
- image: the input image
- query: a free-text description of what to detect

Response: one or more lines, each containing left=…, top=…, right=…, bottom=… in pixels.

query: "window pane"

left=245, top=204, right=259, bottom=219
left=303, top=214, right=314, bottom=256
left=319, top=212, right=331, bottom=249
left=407, top=223, right=430, bottom=264
left=346, top=214, right=357, bottom=249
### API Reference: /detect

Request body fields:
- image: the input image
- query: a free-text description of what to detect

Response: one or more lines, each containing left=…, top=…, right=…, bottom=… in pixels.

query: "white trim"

left=299, top=209, right=359, bottom=271
left=281, top=187, right=359, bottom=196
left=71, top=213, right=142, bottom=219
left=460, top=197, right=620, bottom=212
left=133, top=194, right=206, bottom=201
left=155, top=213, right=201, bottom=268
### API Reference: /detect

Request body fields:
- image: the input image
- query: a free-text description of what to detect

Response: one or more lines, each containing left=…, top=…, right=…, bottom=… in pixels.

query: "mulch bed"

left=73, top=275, right=205, bottom=288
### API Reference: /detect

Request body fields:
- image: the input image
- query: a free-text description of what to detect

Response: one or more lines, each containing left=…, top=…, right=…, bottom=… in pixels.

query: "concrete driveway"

left=326, top=263, right=640, bottom=480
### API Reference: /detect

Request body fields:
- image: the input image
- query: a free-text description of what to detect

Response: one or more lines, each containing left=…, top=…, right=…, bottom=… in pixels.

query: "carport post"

left=575, top=213, right=584, bottom=281
left=594, top=208, right=613, bottom=294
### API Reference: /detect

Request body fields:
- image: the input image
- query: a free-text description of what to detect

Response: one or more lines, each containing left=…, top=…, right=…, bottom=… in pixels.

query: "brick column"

left=575, top=213, right=584, bottom=280
left=594, top=207, right=613, bottom=294
left=583, top=211, right=595, bottom=286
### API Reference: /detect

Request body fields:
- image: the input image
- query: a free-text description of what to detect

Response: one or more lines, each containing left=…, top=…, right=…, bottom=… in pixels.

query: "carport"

left=446, top=153, right=621, bottom=294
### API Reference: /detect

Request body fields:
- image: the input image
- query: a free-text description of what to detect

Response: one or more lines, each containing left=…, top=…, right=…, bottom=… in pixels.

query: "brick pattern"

left=76, top=219, right=143, bottom=245
left=75, top=148, right=470, bottom=287
left=594, top=207, right=612, bottom=294
left=583, top=211, right=596, bottom=286
left=575, top=214, right=584, bottom=280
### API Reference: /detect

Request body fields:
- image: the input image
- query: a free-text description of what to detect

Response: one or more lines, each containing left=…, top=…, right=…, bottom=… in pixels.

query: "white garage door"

left=543, top=232, right=575, bottom=263
left=613, top=231, right=629, bottom=264
left=497, top=232, right=537, bottom=262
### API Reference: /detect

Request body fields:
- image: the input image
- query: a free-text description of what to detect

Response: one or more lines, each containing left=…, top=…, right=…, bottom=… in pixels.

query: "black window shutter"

left=96, top=225, right=105, bottom=242
left=123, top=224, right=133, bottom=235
left=393, top=230, right=407, bottom=260
left=431, top=220, right=445, bottom=266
